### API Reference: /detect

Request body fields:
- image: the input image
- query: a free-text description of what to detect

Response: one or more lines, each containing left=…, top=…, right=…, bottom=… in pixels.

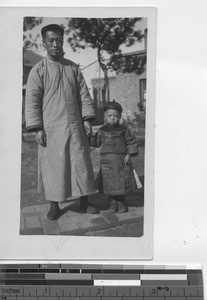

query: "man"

left=25, top=24, right=97, bottom=220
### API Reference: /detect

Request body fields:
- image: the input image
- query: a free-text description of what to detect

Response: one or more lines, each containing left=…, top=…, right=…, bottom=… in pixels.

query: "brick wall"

left=109, top=71, right=146, bottom=120
left=92, top=69, right=146, bottom=123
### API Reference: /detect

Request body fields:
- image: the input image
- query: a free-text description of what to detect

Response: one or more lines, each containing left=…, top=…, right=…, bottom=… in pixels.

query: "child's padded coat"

left=91, top=123, right=139, bottom=195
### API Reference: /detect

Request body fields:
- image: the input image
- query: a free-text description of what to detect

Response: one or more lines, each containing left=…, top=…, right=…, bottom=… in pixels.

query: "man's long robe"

left=25, top=57, right=95, bottom=202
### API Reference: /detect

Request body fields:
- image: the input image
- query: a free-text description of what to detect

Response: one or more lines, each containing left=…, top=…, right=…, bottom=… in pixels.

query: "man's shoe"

left=47, top=202, right=60, bottom=220
left=109, top=199, right=118, bottom=213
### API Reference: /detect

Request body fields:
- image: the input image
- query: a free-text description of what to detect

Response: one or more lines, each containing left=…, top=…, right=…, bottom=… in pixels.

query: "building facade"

left=91, top=50, right=147, bottom=124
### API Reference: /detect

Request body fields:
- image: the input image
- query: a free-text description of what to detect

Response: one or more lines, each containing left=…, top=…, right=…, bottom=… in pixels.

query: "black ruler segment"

left=39, top=269, right=60, bottom=273
left=61, top=269, right=80, bottom=273
left=3, top=269, right=19, bottom=273
left=187, top=270, right=203, bottom=274
left=0, top=274, right=45, bottom=279
left=20, top=269, right=39, bottom=273
left=0, top=279, right=94, bottom=285
left=103, top=269, right=124, bottom=274
left=188, top=274, right=203, bottom=285
left=124, top=269, right=144, bottom=274
left=81, top=269, right=103, bottom=274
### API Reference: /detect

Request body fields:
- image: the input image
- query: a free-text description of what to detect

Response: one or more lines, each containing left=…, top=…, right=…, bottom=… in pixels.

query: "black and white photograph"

left=21, top=14, right=153, bottom=237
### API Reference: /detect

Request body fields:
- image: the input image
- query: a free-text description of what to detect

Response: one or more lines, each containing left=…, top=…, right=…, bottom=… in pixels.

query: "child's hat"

left=104, top=100, right=123, bottom=113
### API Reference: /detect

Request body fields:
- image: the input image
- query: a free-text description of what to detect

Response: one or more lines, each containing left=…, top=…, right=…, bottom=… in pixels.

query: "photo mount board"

left=0, top=6, right=156, bottom=260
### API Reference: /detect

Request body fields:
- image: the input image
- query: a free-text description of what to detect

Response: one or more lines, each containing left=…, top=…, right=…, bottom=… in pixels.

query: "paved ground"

left=20, top=190, right=144, bottom=236
left=20, top=133, right=144, bottom=237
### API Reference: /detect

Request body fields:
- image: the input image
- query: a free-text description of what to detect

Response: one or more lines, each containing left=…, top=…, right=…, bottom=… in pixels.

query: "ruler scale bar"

left=0, top=265, right=203, bottom=299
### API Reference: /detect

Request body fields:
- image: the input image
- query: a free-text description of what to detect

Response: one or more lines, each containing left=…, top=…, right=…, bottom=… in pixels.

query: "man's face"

left=43, top=30, right=63, bottom=60
left=105, top=109, right=121, bottom=126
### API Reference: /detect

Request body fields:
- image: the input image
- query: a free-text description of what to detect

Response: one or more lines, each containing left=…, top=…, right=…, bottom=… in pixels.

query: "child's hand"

left=124, top=154, right=131, bottom=165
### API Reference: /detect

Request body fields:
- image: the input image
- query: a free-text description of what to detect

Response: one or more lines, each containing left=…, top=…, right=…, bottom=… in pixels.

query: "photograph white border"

left=0, top=6, right=156, bottom=260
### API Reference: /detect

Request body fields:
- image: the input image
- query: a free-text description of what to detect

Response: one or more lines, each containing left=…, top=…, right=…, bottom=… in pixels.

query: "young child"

left=91, top=100, right=140, bottom=213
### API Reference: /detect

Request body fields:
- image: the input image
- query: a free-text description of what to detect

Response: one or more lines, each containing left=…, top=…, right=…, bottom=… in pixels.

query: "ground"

left=20, top=132, right=145, bottom=237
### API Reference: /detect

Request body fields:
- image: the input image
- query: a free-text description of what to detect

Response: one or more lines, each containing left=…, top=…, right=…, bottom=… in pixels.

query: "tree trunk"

left=101, top=68, right=109, bottom=106
left=97, top=48, right=110, bottom=106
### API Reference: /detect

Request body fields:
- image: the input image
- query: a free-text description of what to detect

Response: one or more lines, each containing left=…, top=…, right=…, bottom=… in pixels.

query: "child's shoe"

left=79, top=196, right=99, bottom=214
left=118, top=201, right=128, bottom=213
left=109, top=199, right=118, bottom=213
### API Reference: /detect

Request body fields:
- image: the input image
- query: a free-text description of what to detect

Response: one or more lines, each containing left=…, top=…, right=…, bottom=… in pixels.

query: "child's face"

left=105, top=109, right=121, bottom=126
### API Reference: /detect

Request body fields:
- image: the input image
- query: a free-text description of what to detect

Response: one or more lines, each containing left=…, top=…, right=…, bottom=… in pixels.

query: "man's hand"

left=35, top=130, right=47, bottom=147
left=84, top=120, right=92, bottom=136
left=124, top=154, right=131, bottom=165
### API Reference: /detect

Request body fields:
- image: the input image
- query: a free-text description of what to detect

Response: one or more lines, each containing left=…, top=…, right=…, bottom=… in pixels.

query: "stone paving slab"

left=20, top=227, right=44, bottom=235
left=34, top=204, right=50, bottom=214
left=41, top=219, right=61, bottom=235
left=58, top=219, right=80, bottom=233
left=101, top=211, right=119, bottom=225
left=114, top=207, right=144, bottom=222
left=78, top=218, right=108, bottom=230
left=22, top=205, right=36, bottom=215
left=25, top=215, right=41, bottom=229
